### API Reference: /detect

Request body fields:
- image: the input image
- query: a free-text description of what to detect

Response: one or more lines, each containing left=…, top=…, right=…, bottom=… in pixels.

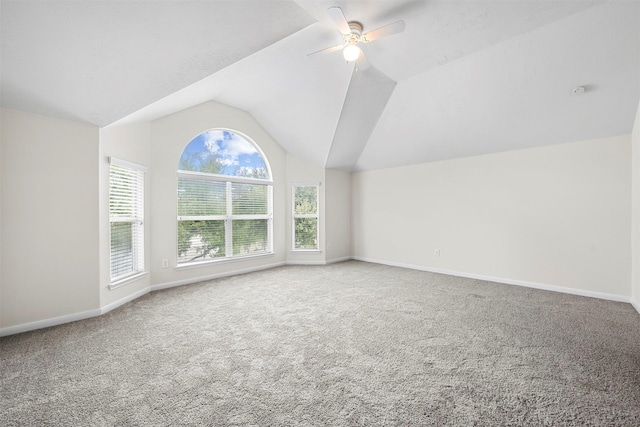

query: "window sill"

left=291, top=249, right=322, bottom=253
left=175, top=252, right=275, bottom=271
left=110, top=271, right=148, bottom=290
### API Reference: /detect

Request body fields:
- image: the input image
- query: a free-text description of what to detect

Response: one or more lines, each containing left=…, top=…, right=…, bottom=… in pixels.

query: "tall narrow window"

left=109, top=158, right=146, bottom=285
left=177, top=129, right=273, bottom=265
left=293, top=184, right=319, bottom=250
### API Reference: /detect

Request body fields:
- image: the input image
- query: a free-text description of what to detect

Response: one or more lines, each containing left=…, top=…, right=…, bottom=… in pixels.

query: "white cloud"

left=203, top=130, right=258, bottom=161
left=203, top=130, right=224, bottom=155
left=217, top=157, right=237, bottom=167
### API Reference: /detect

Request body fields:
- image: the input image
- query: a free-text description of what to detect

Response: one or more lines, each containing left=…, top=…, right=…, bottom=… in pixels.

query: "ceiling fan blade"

left=307, top=44, right=344, bottom=57
left=327, top=6, right=351, bottom=35
left=362, top=20, right=406, bottom=42
left=356, top=51, right=370, bottom=71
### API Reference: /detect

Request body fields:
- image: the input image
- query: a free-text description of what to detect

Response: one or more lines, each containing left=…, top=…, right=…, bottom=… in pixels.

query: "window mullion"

left=293, top=213, right=319, bottom=219
left=225, top=181, right=233, bottom=257
left=267, top=185, right=273, bottom=253
left=178, top=215, right=226, bottom=221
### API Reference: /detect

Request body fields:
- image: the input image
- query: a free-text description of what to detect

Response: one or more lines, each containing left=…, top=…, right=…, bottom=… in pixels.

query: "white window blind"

left=177, top=173, right=272, bottom=264
left=109, top=158, right=145, bottom=283
left=292, top=184, right=319, bottom=250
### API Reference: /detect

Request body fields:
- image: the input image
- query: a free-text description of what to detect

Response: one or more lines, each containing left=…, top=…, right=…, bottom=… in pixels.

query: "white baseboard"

left=151, top=261, right=286, bottom=292
left=1, top=262, right=287, bottom=337
left=325, top=256, right=352, bottom=265
left=100, top=287, right=151, bottom=315
left=286, top=260, right=327, bottom=265
left=4, top=257, right=635, bottom=337
left=352, top=256, right=633, bottom=304
left=287, top=256, right=352, bottom=266
left=0, top=287, right=152, bottom=338
left=0, top=308, right=102, bottom=338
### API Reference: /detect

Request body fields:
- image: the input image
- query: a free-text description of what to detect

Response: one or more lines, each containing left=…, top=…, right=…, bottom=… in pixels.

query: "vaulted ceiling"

left=2, top=1, right=639, bottom=171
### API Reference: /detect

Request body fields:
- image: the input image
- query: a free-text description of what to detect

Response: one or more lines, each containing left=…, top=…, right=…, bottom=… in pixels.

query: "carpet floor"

left=1, top=261, right=639, bottom=426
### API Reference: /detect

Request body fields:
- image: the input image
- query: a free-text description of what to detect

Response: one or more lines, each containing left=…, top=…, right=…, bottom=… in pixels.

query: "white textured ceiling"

left=0, top=0, right=314, bottom=126
left=2, top=1, right=639, bottom=171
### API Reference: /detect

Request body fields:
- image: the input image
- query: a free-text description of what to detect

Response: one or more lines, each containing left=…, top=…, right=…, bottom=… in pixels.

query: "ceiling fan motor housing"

left=345, top=22, right=363, bottom=44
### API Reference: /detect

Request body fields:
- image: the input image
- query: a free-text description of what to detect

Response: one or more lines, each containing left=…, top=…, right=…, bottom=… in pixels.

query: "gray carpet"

left=1, top=261, right=639, bottom=426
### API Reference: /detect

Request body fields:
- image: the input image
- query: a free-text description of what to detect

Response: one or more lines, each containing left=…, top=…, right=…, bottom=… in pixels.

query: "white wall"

left=0, top=101, right=352, bottom=334
left=352, top=135, right=631, bottom=298
left=325, top=169, right=351, bottom=262
left=1, top=109, right=100, bottom=329
left=99, top=123, right=152, bottom=308
left=4, top=99, right=631, bottom=333
left=149, top=102, right=288, bottom=287
left=632, top=101, right=640, bottom=311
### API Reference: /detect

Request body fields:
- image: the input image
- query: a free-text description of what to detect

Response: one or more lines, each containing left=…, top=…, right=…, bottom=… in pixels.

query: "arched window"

left=177, top=129, right=272, bottom=265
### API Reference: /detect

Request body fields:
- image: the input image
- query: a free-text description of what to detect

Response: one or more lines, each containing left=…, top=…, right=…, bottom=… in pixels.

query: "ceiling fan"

left=308, top=6, right=406, bottom=70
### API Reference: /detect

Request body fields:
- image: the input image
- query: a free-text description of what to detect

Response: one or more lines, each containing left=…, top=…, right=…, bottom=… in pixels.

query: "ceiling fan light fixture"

left=343, top=44, right=361, bottom=62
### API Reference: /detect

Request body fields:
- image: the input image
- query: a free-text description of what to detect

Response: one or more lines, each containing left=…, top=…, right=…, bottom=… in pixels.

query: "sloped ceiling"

left=0, top=0, right=314, bottom=126
left=2, top=1, right=639, bottom=172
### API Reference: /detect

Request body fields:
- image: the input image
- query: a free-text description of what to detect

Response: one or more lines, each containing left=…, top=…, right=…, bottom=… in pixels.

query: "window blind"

left=109, top=158, right=145, bottom=282
left=177, top=173, right=272, bottom=265
left=178, top=177, right=226, bottom=217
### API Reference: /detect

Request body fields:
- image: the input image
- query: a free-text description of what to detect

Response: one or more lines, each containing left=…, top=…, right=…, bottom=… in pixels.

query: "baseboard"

left=0, top=308, right=102, bottom=338
left=286, top=257, right=352, bottom=266
left=0, top=288, right=152, bottom=338
left=1, top=262, right=286, bottom=337
left=4, top=257, right=633, bottom=337
left=325, top=256, right=352, bottom=265
left=100, top=287, right=151, bottom=315
left=286, top=260, right=327, bottom=265
left=0, top=258, right=350, bottom=336
left=151, top=261, right=287, bottom=292
left=352, top=256, right=632, bottom=304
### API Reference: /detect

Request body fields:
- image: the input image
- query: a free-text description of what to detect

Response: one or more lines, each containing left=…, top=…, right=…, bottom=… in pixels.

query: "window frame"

left=176, top=131, right=274, bottom=268
left=109, top=157, right=147, bottom=288
left=292, top=183, right=320, bottom=252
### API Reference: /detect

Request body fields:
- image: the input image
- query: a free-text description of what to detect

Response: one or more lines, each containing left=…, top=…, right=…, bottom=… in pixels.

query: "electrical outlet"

left=161, top=259, right=169, bottom=268
left=434, top=249, right=441, bottom=257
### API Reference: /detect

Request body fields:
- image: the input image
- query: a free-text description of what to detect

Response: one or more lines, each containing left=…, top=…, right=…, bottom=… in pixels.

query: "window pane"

left=178, top=178, right=226, bottom=216
left=111, top=222, right=133, bottom=277
left=178, top=130, right=269, bottom=179
left=295, top=218, right=318, bottom=249
left=232, top=183, right=267, bottom=215
left=294, top=186, right=318, bottom=214
left=177, top=220, right=225, bottom=263
left=233, top=219, right=268, bottom=255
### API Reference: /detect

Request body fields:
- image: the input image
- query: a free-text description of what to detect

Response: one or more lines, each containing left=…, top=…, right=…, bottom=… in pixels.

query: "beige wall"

left=352, top=135, right=631, bottom=298
left=1, top=109, right=100, bottom=328
left=632, top=101, right=640, bottom=309
left=99, top=123, right=152, bottom=308
left=325, top=169, right=351, bottom=262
